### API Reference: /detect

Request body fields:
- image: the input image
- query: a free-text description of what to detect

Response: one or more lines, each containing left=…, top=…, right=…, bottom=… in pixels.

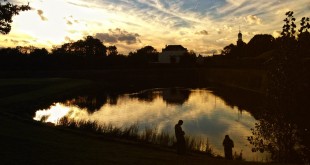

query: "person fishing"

left=223, top=135, right=234, bottom=160
left=175, top=120, right=186, bottom=154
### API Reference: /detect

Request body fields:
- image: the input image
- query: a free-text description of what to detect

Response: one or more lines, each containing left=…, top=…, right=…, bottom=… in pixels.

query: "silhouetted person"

left=175, top=120, right=186, bottom=154
left=223, top=135, right=234, bottom=160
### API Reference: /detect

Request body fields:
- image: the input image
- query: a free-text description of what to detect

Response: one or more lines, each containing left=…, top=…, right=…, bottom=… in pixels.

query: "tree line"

left=1, top=0, right=309, bottom=70
left=206, top=12, right=310, bottom=68
left=0, top=35, right=201, bottom=70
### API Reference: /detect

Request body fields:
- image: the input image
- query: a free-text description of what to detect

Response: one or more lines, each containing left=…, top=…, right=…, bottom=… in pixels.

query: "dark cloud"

left=95, top=28, right=141, bottom=45
left=95, top=33, right=118, bottom=43
left=67, top=20, right=73, bottom=25
left=11, top=39, right=19, bottom=44
left=64, top=16, right=79, bottom=25
left=37, top=10, right=48, bottom=21
left=195, top=30, right=209, bottom=35
left=4, top=39, right=30, bottom=45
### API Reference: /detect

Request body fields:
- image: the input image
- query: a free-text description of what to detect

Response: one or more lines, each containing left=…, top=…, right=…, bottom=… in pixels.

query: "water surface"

left=34, top=88, right=266, bottom=161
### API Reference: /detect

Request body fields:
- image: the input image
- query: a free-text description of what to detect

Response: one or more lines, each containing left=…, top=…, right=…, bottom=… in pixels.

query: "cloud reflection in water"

left=33, top=89, right=266, bottom=161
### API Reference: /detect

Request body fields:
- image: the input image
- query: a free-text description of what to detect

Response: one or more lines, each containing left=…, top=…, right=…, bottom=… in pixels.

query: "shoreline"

left=0, top=77, right=285, bottom=164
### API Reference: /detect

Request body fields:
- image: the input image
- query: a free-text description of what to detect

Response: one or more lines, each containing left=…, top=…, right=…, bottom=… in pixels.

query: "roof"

left=163, top=45, right=187, bottom=51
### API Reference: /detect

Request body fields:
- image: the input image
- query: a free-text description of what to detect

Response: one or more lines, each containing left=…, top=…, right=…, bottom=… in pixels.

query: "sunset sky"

left=1, top=0, right=309, bottom=55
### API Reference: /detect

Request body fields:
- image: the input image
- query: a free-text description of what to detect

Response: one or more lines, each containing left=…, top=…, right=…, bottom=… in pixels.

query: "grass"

left=56, top=117, right=216, bottom=157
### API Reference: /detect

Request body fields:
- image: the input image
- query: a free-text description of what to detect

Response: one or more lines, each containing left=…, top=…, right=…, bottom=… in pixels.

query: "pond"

left=33, top=88, right=267, bottom=161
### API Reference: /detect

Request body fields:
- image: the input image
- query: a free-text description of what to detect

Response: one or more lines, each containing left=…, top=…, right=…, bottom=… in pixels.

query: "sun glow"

left=33, top=103, right=71, bottom=124
left=33, top=103, right=89, bottom=125
left=5, top=0, right=94, bottom=48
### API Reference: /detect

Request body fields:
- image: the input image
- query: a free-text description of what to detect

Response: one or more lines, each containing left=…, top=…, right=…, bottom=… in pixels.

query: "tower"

left=237, top=29, right=244, bottom=47
left=238, top=30, right=242, bottom=41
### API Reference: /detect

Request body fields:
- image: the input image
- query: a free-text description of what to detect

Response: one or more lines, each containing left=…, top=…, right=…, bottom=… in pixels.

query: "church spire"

left=238, top=26, right=242, bottom=41
left=237, top=27, right=244, bottom=46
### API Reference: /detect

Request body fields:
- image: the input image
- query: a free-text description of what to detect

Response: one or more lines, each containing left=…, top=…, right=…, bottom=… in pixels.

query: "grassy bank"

left=52, top=117, right=215, bottom=157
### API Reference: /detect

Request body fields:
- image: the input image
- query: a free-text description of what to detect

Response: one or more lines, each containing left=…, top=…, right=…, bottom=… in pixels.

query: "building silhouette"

left=158, top=45, right=188, bottom=63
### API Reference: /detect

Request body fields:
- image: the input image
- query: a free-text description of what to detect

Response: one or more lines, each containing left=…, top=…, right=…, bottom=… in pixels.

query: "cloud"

left=66, top=20, right=73, bottom=25
left=179, top=31, right=188, bottom=36
left=272, top=30, right=282, bottom=38
left=65, top=36, right=74, bottom=42
left=10, top=39, right=19, bottom=44
left=244, top=15, right=262, bottom=25
left=226, top=0, right=248, bottom=6
left=215, top=25, right=234, bottom=35
left=4, top=0, right=309, bottom=55
left=4, top=39, right=30, bottom=45
left=64, top=16, right=79, bottom=26
left=95, top=28, right=141, bottom=45
left=37, top=10, right=48, bottom=21
left=195, top=30, right=209, bottom=35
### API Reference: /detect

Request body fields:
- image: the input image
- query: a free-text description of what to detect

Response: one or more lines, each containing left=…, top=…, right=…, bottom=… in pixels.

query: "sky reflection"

left=34, top=89, right=266, bottom=161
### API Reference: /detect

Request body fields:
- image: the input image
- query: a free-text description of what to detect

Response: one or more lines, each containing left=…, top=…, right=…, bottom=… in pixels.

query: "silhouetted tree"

left=221, top=44, right=237, bottom=57
left=0, top=47, right=21, bottom=56
left=30, top=48, right=49, bottom=57
left=16, top=46, right=34, bottom=54
left=281, top=11, right=297, bottom=38
left=51, top=43, right=74, bottom=56
left=246, top=34, right=276, bottom=57
left=274, top=12, right=298, bottom=53
left=298, top=17, right=310, bottom=34
left=52, top=36, right=107, bottom=57
left=107, top=45, right=118, bottom=56
left=297, top=17, right=310, bottom=58
left=180, top=50, right=197, bottom=65
left=248, top=11, right=310, bottom=163
left=128, top=46, right=159, bottom=63
left=73, top=36, right=107, bottom=57
left=15, top=46, right=48, bottom=56
left=0, top=0, right=30, bottom=34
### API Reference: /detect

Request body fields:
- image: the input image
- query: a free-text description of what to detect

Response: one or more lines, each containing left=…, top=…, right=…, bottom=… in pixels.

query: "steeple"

left=238, top=31, right=242, bottom=40
left=237, top=27, right=244, bottom=46
left=238, top=26, right=242, bottom=41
